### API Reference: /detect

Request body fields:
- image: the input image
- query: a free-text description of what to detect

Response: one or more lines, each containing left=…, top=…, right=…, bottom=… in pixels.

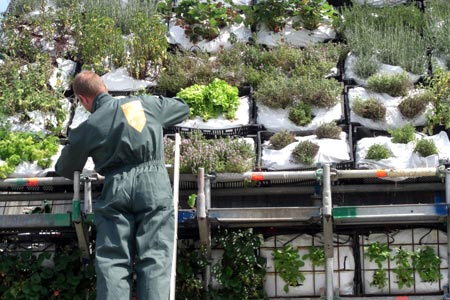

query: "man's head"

left=73, top=71, right=108, bottom=112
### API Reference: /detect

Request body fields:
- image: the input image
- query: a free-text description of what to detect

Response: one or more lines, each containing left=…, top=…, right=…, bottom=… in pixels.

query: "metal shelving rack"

left=1, top=163, right=449, bottom=299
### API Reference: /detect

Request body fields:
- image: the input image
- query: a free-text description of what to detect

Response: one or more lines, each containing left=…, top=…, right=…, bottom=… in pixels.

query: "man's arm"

left=157, top=96, right=190, bottom=127
left=54, top=126, right=90, bottom=179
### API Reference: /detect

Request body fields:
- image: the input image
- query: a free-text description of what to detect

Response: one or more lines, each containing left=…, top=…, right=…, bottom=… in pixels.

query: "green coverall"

left=55, top=93, right=189, bottom=300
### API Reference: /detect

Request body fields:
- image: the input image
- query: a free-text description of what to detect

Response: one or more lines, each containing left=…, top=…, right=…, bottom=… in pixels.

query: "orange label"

left=376, top=170, right=387, bottom=178
left=395, top=297, right=408, bottom=300
left=251, top=173, right=264, bottom=181
left=27, top=178, right=39, bottom=186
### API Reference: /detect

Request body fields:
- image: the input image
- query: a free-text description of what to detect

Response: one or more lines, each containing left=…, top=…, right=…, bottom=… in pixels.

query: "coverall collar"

left=92, top=93, right=113, bottom=113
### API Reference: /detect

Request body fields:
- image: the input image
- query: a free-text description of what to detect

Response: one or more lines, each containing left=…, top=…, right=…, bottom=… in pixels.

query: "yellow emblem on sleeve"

left=121, top=100, right=146, bottom=132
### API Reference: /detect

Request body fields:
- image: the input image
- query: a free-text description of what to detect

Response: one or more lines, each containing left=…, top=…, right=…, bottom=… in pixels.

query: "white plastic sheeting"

left=167, top=19, right=252, bottom=53
left=102, top=67, right=156, bottom=92
left=355, top=131, right=450, bottom=175
left=257, top=99, right=343, bottom=132
left=260, top=132, right=351, bottom=170
left=255, top=21, right=336, bottom=48
left=348, top=86, right=433, bottom=131
left=174, top=96, right=250, bottom=129
left=344, top=53, right=423, bottom=86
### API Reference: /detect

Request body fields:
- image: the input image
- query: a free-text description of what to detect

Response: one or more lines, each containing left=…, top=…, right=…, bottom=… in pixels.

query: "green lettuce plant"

left=176, top=79, right=239, bottom=121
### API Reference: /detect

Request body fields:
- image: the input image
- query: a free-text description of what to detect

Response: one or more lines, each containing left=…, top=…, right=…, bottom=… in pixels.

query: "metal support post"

left=170, top=133, right=181, bottom=300
left=446, top=168, right=450, bottom=294
left=83, top=178, right=92, bottom=214
left=197, top=168, right=212, bottom=291
left=72, top=171, right=90, bottom=259
left=204, top=174, right=212, bottom=290
left=322, top=164, right=334, bottom=300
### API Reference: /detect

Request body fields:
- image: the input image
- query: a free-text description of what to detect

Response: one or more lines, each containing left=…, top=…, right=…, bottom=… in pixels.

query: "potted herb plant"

left=242, top=0, right=338, bottom=48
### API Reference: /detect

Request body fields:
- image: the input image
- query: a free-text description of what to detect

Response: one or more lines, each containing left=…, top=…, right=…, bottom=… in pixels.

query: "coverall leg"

left=94, top=162, right=174, bottom=300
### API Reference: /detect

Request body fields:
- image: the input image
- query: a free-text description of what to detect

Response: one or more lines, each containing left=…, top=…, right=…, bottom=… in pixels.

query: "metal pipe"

left=177, top=182, right=444, bottom=198
left=170, top=133, right=181, bottom=300
left=198, top=168, right=206, bottom=220
left=446, top=168, right=450, bottom=294
left=335, top=168, right=438, bottom=179
left=214, top=170, right=318, bottom=182
left=0, top=193, right=77, bottom=201
left=73, top=171, right=80, bottom=201
left=0, top=177, right=73, bottom=187
left=84, top=180, right=92, bottom=214
left=322, top=165, right=334, bottom=300
left=204, top=175, right=212, bottom=292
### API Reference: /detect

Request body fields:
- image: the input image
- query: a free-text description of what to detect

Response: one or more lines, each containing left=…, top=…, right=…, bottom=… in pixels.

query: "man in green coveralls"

left=55, top=71, right=189, bottom=300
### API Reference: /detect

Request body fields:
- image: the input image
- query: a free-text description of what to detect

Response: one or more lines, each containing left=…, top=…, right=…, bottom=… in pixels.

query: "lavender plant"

left=164, top=134, right=255, bottom=174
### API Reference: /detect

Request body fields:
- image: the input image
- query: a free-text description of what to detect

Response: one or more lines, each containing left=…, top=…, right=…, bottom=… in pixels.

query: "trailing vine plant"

left=211, top=228, right=267, bottom=300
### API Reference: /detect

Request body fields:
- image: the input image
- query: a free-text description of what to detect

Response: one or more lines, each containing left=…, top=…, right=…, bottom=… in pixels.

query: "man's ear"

left=78, top=94, right=91, bottom=112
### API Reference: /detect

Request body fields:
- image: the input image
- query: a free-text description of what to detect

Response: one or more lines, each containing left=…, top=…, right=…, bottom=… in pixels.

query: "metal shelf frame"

left=191, top=165, right=450, bottom=300
left=1, top=163, right=450, bottom=299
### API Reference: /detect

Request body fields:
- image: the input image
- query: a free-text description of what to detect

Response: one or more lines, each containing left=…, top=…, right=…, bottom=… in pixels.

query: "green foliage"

left=0, top=55, right=67, bottom=133
left=164, top=134, right=255, bottom=174
left=211, top=229, right=267, bottom=300
left=0, top=246, right=96, bottom=300
left=0, top=126, right=60, bottom=178
left=155, top=50, right=214, bottom=95
left=75, top=9, right=125, bottom=74
left=371, top=269, right=388, bottom=289
left=295, top=0, right=338, bottom=31
left=398, top=90, right=434, bottom=119
left=292, top=140, right=319, bottom=165
left=412, top=246, right=442, bottom=283
left=302, top=246, right=325, bottom=267
left=388, top=124, right=415, bottom=144
left=365, top=242, right=391, bottom=289
left=352, top=97, right=386, bottom=121
left=367, top=72, right=413, bottom=97
left=315, top=121, right=342, bottom=140
left=176, top=79, right=239, bottom=121
left=241, top=0, right=337, bottom=32
left=269, top=130, right=296, bottom=150
left=424, top=0, right=450, bottom=69
left=240, top=0, right=293, bottom=32
left=187, top=194, right=197, bottom=209
left=338, top=3, right=427, bottom=75
left=365, top=144, right=391, bottom=160
left=299, top=77, right=341, bottom=108
left=392, top=248, right=414, bottom=289
left=272, top=245, right=305, bottom=293
left=176, top=244, right=208, bottom=300
left=0, top=13, right=43, bottom=61
left=288, top=101, right=314, bottom=126
left=173, top=0, right=243, bottom=43
left=425, top=70, right=450, bottom=134
left=254, top=74, right=300, bottom=109
left=125, top=12, right=168, bottom=80
left=414, top=139, right=438, bottom=157
left=353, top=54, right=380, bottom=79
